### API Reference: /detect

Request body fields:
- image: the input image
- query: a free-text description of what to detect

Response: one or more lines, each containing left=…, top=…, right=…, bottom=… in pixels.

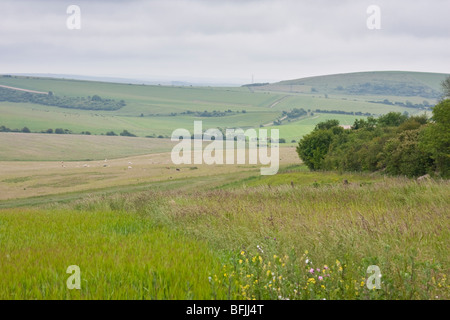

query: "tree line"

left=296, top=99, right=449, bottom=178
left=0, top=87, right=126, bottom=111
left=0, top=125, right=139, bottom=138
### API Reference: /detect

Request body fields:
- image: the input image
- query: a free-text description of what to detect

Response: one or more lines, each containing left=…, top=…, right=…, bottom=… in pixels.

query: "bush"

left=295, top=108, right=448, bottom=178
left=120, top=130, right=137, bottom=137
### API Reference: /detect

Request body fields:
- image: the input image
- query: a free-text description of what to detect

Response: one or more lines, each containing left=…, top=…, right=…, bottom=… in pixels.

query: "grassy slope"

left=0, top=171, right=448, bottom=299
left=0, top=73, right=436, bottom=141
left=273, top=71, right=449, bottom=92
left=0, top=208, right=228, bottom=299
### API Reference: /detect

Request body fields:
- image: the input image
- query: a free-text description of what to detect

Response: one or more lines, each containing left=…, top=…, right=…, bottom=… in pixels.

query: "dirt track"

left=0, top=84, right=48, bottom=95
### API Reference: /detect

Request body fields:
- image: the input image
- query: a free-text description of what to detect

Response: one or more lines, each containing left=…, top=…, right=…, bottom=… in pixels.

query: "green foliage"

left=282, top=108, right=307, bottom=119
left=384, top=129, right=433, bottom=177
left=352, top=117, right=377, bottom=130
left=315, top=109, right=372, bottom=116
left=296, top=110, right=449, bottom=178
left=296, top=128, right=335, bottom=170
left=120, top=130, right=137, bottom=137
left=0, top=87, right=125, bottom=111
left=314, top=119, right=340, bottom=131
left=377, top=112, right=408, bottom=127
left=442, top=76, right=450, bottom=99
left=419, top=99, right=450, bottom=177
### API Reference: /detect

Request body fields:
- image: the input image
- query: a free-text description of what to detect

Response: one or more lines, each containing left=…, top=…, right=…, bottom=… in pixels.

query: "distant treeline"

left=315, top=109, right=373, bottom=116
left=242, top=83, right=269, bottom=87
left=297, top=99, right=450, bottom=178
left=368, top=98, right=434, bottom=109
left=342, top=82, right=441, bottom=99
left=0, top=125, right=138, bottom=137
left=0, top=125, right=77, bottom=135
left=143, top=109, right=246, bottom=117
left=283, top=108, right=307, bottom=119
left=272, top=108, right=308, bottom=125
left=0, top=87, right=126, bottom=111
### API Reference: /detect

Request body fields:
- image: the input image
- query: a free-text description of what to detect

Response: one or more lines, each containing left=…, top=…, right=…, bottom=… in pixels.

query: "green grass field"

left=265, top=113, right=368, bottom=142
left=0, top=73, right=435, bottom=142
left=0, top=168, right=448, bottom=299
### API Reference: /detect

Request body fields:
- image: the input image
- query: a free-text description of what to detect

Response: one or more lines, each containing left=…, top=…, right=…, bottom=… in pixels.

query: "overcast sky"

left=1, top=0, right=449, bottom=84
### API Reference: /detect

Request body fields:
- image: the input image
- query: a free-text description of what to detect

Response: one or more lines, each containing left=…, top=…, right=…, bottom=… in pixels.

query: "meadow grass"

left=0, top=207, right=229, bottom=299
left=1, top=171, right=447, bottom=300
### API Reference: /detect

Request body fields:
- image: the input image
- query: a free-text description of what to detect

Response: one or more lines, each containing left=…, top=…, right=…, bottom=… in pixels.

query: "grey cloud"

left=0, top=0, right=449, bottom=82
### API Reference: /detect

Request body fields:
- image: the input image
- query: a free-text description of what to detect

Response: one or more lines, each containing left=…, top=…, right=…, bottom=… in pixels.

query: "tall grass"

left=0, top=207, right=228, bottom=299
left=0, top=177, right=448, bottom=299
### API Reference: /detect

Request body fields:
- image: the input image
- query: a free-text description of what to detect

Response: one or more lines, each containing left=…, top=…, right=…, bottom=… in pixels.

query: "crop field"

left=264, top=113, right=368, bottom=143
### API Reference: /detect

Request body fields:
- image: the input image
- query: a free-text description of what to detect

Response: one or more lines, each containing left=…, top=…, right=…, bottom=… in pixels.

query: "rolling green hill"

left=0, top=72, right=446, bottom=144
left=259, top=71, right=449, bottom=99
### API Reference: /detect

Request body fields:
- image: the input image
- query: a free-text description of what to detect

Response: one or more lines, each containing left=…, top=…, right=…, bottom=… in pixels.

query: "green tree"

left=442, top=76, right=450, bottom=99
left=297, top=129, right=334, bottom=170
left=352, top=117, right=377, bottom=130
left=377, top=112, right=408, bottom=127
left=120, top=130, right=137, bottom=137
left=383, top=129, right=432, bottom=177
left=315, top=119, right=339, bottom=131
left=419, top=99, right=450, bottom=177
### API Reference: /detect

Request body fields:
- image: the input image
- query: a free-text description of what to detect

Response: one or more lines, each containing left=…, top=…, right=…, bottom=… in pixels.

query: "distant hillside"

left=261, top=71, right=449, bottom=99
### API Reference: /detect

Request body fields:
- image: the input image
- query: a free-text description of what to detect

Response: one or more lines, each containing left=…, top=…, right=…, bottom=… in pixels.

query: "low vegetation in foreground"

left=0, top=172, right=448, bottom=300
